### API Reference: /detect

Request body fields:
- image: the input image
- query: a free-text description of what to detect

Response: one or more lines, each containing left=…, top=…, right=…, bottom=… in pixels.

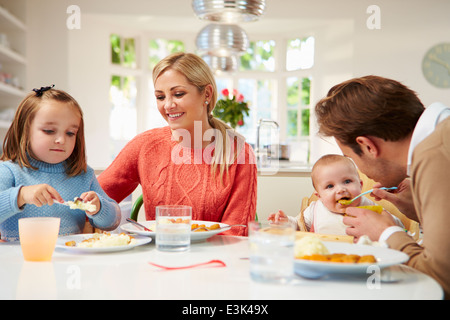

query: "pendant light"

left=192, top=0, right=266, bottom=23
left=196, top=23, right=249, bottom=57
left=202, top=54, right=238, bottom=74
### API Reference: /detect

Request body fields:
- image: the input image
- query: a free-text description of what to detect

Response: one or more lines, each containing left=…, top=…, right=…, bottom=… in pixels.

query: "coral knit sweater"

left=98, top=127, right=257, bottom=236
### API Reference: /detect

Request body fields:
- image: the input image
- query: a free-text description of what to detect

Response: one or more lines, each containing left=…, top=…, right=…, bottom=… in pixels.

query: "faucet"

left=256, top=118, right=279, bottom=167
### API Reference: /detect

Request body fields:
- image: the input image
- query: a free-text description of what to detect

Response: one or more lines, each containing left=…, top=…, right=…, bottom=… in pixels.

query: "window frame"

left=108, top=31, right=315, bottom=163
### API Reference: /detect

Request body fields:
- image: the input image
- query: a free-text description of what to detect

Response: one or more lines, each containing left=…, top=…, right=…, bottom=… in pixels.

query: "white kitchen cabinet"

left=0, top=0, right=27, bottom=144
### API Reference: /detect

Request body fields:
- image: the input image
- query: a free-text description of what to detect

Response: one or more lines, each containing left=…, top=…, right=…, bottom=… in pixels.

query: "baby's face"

left=313, top=161, right=363, bottom=214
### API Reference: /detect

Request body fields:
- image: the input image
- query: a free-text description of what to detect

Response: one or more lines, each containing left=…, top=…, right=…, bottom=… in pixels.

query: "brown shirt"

left=387, top=118, right=450, bottom=299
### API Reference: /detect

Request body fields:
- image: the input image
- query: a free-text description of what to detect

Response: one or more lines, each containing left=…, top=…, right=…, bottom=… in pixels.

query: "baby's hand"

left=268, top=210, right=288, bottom=223
left=79, top=191, right=100, bottom=215
left=18, top=184, right=62, bottom=208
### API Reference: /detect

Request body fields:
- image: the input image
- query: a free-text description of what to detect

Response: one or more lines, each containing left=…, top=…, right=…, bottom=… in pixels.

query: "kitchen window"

left=216, top=37, right=314, bottom=163
left=109, top=34, right=138, bottom=159
left=109, top=34, right=314, bottom=164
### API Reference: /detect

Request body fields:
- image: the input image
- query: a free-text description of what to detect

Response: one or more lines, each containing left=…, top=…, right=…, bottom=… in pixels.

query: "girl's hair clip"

left=32, top=84, right=55, bottom=97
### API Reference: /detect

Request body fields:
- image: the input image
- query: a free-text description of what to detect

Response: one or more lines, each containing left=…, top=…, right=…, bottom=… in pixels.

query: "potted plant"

left=213, top=89, right=250, bottom=129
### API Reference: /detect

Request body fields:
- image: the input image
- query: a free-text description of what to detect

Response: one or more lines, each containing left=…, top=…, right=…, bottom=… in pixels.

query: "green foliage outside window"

left=149, top=39, right=185, bottom=69
left=240, top=40, right=275, bottom=72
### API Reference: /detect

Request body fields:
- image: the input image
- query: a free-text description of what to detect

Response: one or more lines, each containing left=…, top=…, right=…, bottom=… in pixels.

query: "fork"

left=126, top=218, right=153, bottom=232
left=53, top=197, right=83, bottom=207
left=338, top=187, right=397, bottom=205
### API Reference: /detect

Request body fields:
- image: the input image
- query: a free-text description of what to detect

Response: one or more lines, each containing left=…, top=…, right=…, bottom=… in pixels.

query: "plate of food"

left=293, top=235, right=409, bottom=279
left=55, top=233, right=152, bottom=253
left=120, top=220, right=231, bottom=242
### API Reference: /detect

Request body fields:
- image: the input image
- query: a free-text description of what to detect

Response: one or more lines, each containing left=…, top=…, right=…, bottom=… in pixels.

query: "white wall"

left=257, top=173, right=314, bottom=222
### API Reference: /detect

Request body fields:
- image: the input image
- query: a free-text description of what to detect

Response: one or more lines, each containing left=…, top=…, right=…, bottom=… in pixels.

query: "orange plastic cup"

left=19, top=217, right=60, bottom=262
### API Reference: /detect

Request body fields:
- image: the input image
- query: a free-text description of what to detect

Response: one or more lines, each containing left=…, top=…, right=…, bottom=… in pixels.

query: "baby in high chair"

left=268, top=154, right=403, bottom=235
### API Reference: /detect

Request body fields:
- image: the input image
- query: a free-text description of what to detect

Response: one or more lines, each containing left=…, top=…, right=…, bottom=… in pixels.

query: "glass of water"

left=249, top=221, right=296, bottom=284
left=155, top=205, right=192, bottom=252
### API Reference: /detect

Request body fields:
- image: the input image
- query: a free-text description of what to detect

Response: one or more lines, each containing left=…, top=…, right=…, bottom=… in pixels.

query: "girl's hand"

left=268, top=210, right=288, bottom=223
left=79, top=191, right=100, bottom=215
left=18, top=184, right=62, bottom=208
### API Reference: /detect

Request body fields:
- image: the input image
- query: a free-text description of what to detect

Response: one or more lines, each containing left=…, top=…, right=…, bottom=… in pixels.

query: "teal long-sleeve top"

left=0, top=158, right=121, bottom=241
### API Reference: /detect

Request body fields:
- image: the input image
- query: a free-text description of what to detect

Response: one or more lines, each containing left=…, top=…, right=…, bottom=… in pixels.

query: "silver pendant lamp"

left=202, top=54, right=238, bottom=74
left=196, top=23, right=249, bottom=57
left=192, top=0, right=266, bottom=73
left=192, top=0, right=266, bottom=23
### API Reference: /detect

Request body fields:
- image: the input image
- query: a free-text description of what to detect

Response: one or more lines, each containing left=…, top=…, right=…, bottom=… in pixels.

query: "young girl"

left=0, top=85, right=121, bottom=241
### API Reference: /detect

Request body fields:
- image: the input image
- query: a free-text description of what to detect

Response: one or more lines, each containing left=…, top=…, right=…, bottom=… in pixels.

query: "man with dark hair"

left=315, top=75, right=450, bottom=299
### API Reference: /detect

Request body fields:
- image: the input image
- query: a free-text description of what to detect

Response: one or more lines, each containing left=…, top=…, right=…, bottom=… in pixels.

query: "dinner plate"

left=294, top=241, right=409, bottom=279
left=55, top=234, right=152, bottom=253
left=120, top=220, right=231, bottom=242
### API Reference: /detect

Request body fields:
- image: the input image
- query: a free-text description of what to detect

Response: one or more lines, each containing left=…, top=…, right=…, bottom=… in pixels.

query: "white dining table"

left=0, top=234, right=443, bottom=301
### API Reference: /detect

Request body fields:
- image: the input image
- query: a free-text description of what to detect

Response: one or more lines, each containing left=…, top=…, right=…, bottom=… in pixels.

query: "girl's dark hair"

left=1, top=88, right=87, bottom=176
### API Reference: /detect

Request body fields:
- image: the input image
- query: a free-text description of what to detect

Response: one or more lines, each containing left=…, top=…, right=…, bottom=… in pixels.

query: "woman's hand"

left=268, top=210, right=289, bottom=223
left=18, top=184, right=62, bottom=208
left=79, top=191, right=100, bottom=215
left=371, top=178, right=418, bottom=221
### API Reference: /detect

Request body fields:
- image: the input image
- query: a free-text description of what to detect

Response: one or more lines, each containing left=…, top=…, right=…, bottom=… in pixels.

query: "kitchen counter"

left=257, top=160, right=312, bottom=177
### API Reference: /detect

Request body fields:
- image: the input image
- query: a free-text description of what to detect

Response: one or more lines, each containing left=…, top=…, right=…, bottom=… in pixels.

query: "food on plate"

left=294, top=235, right=330, bottom=258
left=294, top=235, right=377, bottom=264
left=65, top=233, right=136, bottom=248
left=300, top=253, right=377, bottom=264
left=68, top=197, right=97, bottom=213
left=147, top=221, right=221, bottom=232
left=191, top=223, right=220, bottom=232
left=129, top=220, right=222, bottom=233
left=357, top=255, right=377, bottom=263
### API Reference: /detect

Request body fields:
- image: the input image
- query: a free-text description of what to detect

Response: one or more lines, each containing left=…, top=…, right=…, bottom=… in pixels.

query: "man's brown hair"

left=315, top=75, right=424, bottom=155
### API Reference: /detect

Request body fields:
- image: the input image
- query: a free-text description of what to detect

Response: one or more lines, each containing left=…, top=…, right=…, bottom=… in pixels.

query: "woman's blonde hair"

left=152, top=52, right=245, bottom=181
left=1, top=88, right=87, bottom=176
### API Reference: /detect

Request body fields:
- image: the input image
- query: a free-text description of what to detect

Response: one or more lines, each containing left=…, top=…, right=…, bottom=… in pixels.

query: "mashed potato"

left=294, top=235, right=329, bottom=258
left=68, top=198, right=97, bottom=213
left=77, top=233, right=136, bottom=248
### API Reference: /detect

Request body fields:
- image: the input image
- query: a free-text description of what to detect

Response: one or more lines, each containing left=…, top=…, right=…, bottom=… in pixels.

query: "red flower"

left=237, top=119, right=244, bottom=126
left=236, top=94, right=245, bottom=103
left=221, top=88, right=229, bottom=96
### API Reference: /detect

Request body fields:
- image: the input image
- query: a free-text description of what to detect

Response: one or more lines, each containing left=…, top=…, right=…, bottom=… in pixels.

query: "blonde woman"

left=98, top=53, right=257, bottom=236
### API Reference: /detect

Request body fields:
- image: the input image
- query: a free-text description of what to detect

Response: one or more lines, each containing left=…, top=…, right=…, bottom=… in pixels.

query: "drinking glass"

left=155, top=205, right=192, bottom=252
left=18, top=217, right=61, bottom=262
left=249, top=221, right=296, bottom=284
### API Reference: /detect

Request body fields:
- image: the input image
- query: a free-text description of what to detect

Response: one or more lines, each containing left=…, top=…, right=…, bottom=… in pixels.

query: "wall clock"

left=422, top=43, right=450, bottom=88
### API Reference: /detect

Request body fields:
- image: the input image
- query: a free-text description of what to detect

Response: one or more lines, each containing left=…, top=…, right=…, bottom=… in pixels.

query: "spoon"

left=338, top=187, right=397, bottom=205
left=191, top=224, right=247, bottom=232
left=126, top=218, right=153, bottom=232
